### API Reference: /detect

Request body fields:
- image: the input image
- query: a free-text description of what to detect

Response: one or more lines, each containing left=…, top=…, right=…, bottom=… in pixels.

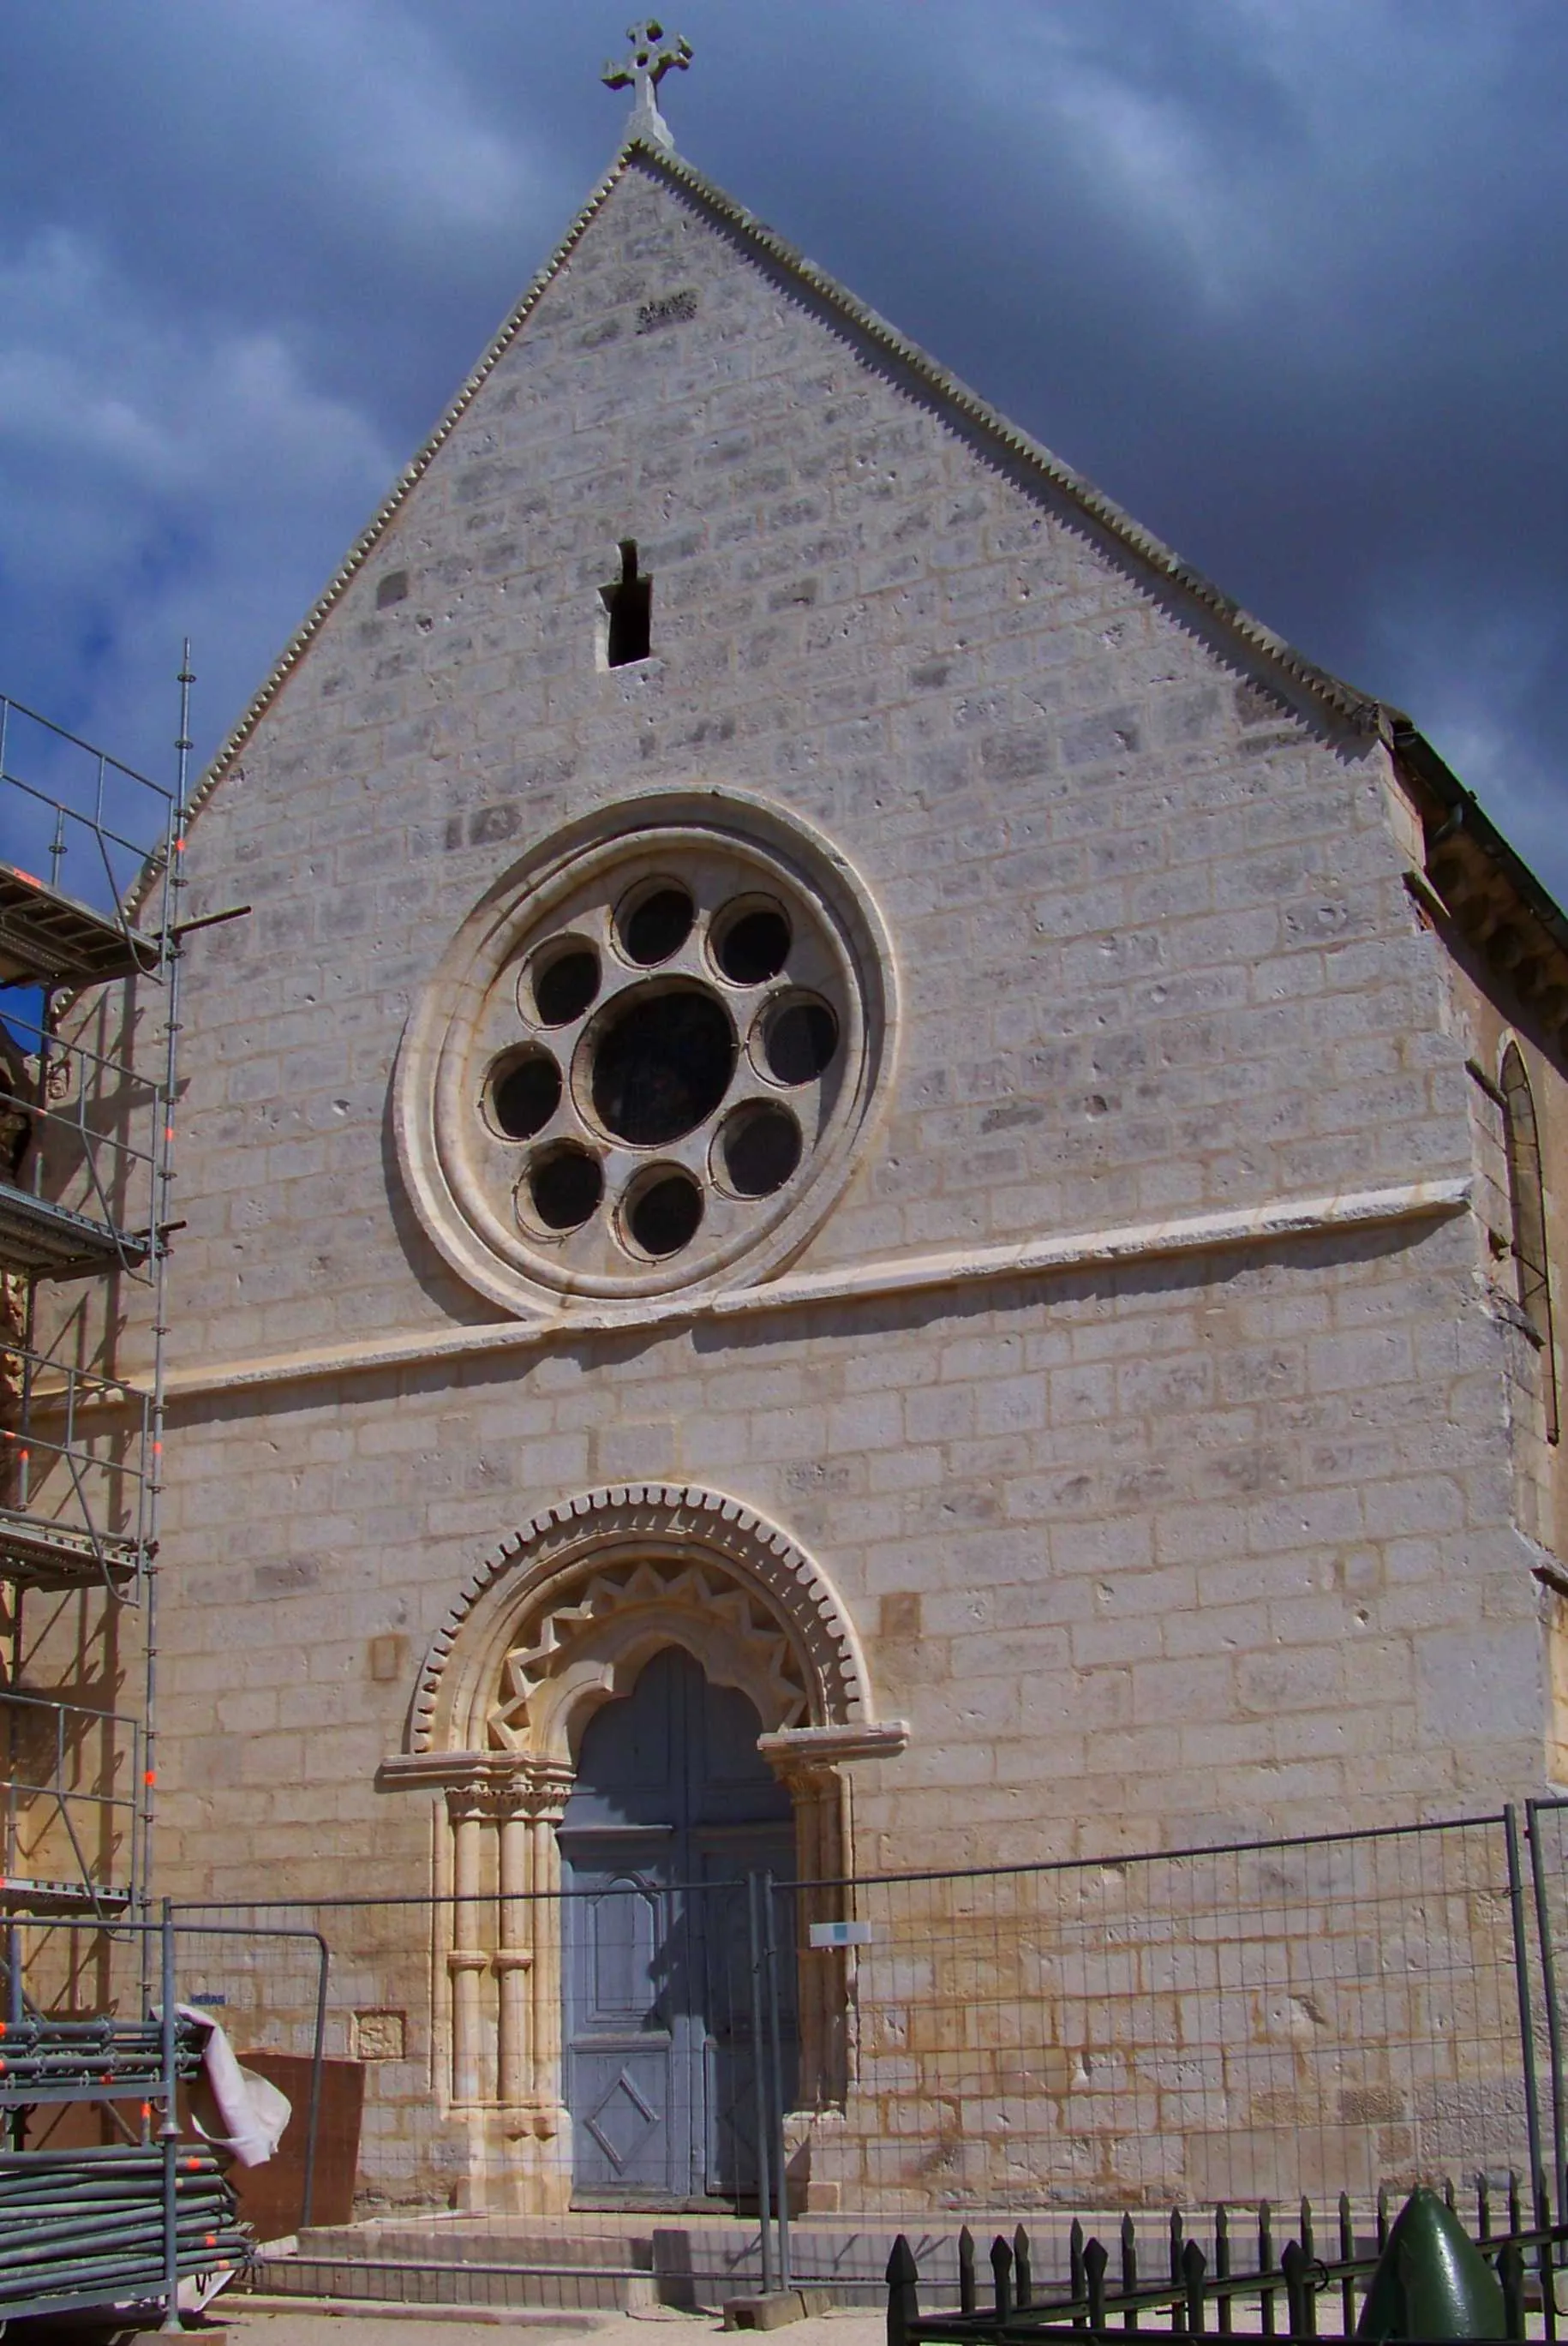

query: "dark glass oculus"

left=714, top=902, right=790, bottom=986
left=719, top=1102, right=801, bottom=1198
left=625, top=1168, right=704, bottom=1258
left=488, top=1050, right=560, bottom=1141
left=618, top=883, right=694, bottom=967
left=763, top=996, right=838, bottom=1086
left=591, top=984, right=735, bottom=1146
left=531, top=945, right=600, bottom=1027
left=526, top=1144, right=603, bottom=1232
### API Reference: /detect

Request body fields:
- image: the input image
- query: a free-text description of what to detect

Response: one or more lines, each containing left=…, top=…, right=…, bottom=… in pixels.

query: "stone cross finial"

left=602, top=19, right=692, bottom=152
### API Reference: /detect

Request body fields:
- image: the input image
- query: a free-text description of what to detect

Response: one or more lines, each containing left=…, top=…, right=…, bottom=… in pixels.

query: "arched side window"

left=1501, top=1043, right=1559, bottom=1444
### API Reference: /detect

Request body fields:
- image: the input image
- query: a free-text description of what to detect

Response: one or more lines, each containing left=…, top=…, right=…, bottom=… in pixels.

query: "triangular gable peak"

left=186, top=135, right=1380, bottom=841
left=165, top=135, right=1568, bottom=1042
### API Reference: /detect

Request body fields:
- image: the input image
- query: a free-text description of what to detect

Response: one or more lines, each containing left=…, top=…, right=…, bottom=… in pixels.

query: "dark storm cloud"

left=1, top=2, right=1564, bottom=892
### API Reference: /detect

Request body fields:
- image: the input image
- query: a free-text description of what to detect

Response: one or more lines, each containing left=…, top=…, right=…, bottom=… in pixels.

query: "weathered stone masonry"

left=76, top=138, right=1568, bottom=2211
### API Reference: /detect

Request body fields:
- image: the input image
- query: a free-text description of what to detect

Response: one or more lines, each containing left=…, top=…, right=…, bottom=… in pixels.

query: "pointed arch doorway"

left=560, top=1645, right=796, bottom=2207
left=390, top=1487, right=909, bottom=2214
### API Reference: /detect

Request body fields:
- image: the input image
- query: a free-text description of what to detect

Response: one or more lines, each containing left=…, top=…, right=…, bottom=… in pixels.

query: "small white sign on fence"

left=808, top=1919, right=873, bottom=1948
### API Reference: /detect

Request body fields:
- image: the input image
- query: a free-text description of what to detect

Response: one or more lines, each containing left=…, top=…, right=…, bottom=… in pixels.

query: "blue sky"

left=2, top=2, right=1565, bottom=894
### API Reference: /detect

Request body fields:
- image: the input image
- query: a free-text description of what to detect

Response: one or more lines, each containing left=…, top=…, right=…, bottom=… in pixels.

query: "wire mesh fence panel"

left=173, top=1880, right=786, bottom=2235
left=780, top=1817, right=1532, bottom=2224
left=176, top=1892, right=486, bottom=2221
left=164, top=1812, right=1542, bottom=2259
left=171, top=1919, right=330, bottom=2070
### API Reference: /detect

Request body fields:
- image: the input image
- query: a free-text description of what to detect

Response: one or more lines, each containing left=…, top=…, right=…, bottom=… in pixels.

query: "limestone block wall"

left=141, top=1201, right=1540, bottom=2211
left=1427, top=920, right=1568, bottom=1559
left=152, top=1213, right=1534, bottom=1902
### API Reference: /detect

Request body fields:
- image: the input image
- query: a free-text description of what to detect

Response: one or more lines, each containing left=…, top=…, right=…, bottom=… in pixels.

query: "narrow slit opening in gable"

left=601, top=541, right=652, bottom=667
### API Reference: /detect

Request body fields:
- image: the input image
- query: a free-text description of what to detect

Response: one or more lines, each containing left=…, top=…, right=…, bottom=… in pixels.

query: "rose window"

left=397, top=799, right=891, bottom=1309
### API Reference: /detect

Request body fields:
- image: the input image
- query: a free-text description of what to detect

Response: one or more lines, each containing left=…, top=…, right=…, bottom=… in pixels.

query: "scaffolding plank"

left=0, top=1182, right=150, bottom=1278
left=0, top=1877, right=132, bottom=1918
left=0, top=1511, right=140, bottom=1595
left=0, top=864, right=159, bottom=986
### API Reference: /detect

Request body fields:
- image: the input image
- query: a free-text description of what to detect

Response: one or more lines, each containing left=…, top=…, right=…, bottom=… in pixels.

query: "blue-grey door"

left=560, top=1646, right=795, bottom=2206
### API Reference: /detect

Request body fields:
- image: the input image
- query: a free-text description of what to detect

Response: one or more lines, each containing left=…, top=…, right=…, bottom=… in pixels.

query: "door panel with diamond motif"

left=560, top=1646, right=794, bottom=2206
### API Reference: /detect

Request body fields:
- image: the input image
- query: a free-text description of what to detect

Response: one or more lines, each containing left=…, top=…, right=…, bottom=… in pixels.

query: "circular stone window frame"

left=395, top=788, right=897, bottom=1315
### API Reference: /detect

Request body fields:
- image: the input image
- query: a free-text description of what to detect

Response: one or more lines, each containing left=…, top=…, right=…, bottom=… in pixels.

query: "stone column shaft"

left=448, top=1804, right=488, bottom=2104
left=495, top=1808, right=534, bottom=2107
left=530, top=1810, right=564, bottom=2101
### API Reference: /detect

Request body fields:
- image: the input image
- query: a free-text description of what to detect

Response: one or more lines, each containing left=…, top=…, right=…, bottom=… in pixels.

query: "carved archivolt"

left=409, top=1483, right=874, bottom=1762
left=489, top=1554, right=810, bottom=1757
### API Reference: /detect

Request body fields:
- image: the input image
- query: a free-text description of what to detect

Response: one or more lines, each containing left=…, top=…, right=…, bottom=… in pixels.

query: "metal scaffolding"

left=0, top=674, right=256, bottom=2331
left=0, top=1684, right=142, bottom=1915
left=0, top=678, right=186, bottom=1927
left=0, top=1913, right=252, bottom=2326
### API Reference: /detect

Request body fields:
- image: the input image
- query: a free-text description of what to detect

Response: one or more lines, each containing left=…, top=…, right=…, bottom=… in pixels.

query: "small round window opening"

left=617, top=880, right=693, bottom=967
left=625, top=1166, right=704, bottom=1258
left=403, top=801, right=891, bottom=1308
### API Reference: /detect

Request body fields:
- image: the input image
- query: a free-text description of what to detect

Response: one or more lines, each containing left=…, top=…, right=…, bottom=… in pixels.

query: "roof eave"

left=647, top=143, right=1386, bottom=739
left=1388, top=712, right=1568, bottom=1051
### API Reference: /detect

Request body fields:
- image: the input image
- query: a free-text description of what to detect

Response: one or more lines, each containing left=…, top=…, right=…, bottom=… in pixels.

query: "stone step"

left=292, top=2215, right=906, bottom=2288
left=275, top=2216, right=872, bottom=2311
left=278, top=2204, right=1353, bottom=2313
left=298, top=2223, right=663, bottom=2269
left=254, top=2253, right=652, bottom=2313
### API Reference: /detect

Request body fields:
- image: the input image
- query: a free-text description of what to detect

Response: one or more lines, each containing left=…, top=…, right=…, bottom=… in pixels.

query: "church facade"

left=130, top=99, right=1568, bottom=2217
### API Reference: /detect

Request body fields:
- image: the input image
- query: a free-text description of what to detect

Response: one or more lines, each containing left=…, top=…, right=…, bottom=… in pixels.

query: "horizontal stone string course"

left=141, top=1175, right=1469, bottom=1403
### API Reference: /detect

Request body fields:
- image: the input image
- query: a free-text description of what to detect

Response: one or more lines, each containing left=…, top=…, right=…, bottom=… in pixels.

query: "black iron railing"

left=886, top=2184, right=1563, bottom=2346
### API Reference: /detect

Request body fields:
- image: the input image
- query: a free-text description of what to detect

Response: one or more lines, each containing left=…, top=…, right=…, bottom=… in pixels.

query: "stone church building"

left=99, top=48, right=1568, bottom=2218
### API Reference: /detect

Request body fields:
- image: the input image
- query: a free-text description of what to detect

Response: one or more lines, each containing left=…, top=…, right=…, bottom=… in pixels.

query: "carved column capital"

left=768, top=1759, right=842, bottom=1799
left=441, top=1757, right=575, bottom=1827
left=518, top=1758, right=576, bottom=1824
left=445, top=1784, right=495, bottom=1827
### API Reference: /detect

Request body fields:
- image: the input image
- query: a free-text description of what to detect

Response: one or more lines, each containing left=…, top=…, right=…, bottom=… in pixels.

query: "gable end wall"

left=118, top=162, right=1547, bottom=2065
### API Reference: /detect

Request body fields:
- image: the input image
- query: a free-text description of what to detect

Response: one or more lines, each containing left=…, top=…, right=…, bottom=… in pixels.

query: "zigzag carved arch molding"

left=406, top=1485, right=889, bottom=1771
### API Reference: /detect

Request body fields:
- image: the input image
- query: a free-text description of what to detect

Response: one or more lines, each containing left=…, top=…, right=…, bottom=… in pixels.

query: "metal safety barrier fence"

left=169, top=1804, right=1566, bottom=2310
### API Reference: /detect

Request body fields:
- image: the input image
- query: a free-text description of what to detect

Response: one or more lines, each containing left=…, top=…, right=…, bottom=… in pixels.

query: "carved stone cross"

left=602, top=19, right=692, bottom=151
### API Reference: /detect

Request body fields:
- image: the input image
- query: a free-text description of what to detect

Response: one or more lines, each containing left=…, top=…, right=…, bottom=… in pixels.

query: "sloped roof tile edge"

left=178, top=135, right=1383, bottom=853
left=175, top=141, right=638, bottom=838
left=651, top=146, right=1383, bottom=733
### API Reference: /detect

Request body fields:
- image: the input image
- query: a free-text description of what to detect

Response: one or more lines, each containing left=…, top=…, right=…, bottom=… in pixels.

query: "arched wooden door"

left=559, top=1646, right=797, bottom=2206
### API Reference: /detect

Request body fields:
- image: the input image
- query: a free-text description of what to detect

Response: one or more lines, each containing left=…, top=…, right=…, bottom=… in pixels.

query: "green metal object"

left=1355, top=2187, right=1507, bottom=2340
